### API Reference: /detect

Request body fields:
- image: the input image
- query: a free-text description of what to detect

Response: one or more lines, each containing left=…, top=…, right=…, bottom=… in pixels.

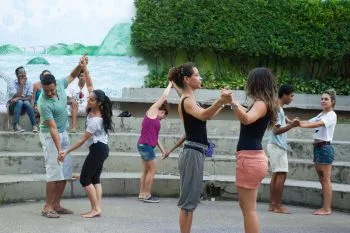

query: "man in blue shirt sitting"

left=8, top=66, right=38, bottom=132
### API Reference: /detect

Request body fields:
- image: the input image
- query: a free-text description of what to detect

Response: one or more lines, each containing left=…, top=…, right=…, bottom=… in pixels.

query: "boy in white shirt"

left=66, top=68, right=93, bottom=132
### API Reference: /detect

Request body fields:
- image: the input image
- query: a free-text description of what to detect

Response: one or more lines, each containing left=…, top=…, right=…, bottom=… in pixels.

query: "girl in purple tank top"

left=137, top=81, right=173, bottom=203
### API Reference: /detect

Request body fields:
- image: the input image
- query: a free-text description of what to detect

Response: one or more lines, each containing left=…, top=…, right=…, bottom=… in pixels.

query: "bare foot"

left=81, top=210, right=102, bottom=218
left=313, top=208, right=331, bottom=215
left=274, top=206, right=291, bottom=214
left=81, top=211, right=91, bottom=216
left=268, top=204, right=275, bottom=211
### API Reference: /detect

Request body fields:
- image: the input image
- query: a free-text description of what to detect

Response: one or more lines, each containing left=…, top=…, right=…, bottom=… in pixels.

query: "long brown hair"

left=246, top=68, right=278, bottom=128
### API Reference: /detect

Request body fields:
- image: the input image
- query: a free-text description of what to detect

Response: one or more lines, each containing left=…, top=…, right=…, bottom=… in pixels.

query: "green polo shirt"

left=38, top=78, right=69, bottom=133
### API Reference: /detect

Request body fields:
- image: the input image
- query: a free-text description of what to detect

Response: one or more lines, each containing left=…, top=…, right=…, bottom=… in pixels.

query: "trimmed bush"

left=132, top=0, right=350, bottom=86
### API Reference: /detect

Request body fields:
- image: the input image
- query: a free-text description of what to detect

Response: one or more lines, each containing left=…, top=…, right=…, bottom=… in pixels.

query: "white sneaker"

left=32, top=125, right=39, bottom=133
left=13, top=124, right=24, bottom=133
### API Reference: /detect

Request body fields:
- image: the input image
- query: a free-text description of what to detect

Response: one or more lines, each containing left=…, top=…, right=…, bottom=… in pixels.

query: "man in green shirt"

left=38, top=56, right=87, bottom=218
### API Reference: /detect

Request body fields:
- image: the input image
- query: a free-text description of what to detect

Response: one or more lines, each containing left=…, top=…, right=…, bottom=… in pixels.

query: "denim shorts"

left=313, top=144, right=334, bottom=165
left=137, top=144, right=156, bottom=161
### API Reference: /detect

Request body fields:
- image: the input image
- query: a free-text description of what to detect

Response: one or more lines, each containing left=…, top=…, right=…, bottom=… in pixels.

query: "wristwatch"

left=231, top=102, right=238, bottom=110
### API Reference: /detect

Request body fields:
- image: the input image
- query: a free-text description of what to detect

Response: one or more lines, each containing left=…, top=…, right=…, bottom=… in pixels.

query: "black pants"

left=80, top=142, right=109, bottom=187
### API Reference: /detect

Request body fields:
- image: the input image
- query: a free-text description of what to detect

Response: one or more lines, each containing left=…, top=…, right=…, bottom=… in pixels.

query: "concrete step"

left=1, top=115, right=349, bottom=141
left=0, top=132, right=349, bottom=161
left=0, top=172, right=349, bottom=212
left=1, top=152, right=350, bottom=184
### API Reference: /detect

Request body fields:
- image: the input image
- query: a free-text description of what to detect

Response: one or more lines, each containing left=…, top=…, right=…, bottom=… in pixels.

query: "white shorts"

left=39, top=131, right=72, bottom=182
left=68, top=105, right=87, bottom=116
left=267, top=143, right=289, bottom=173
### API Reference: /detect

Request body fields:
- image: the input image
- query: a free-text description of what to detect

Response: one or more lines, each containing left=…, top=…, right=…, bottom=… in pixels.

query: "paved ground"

left=0, top=197, right=349, bottom=233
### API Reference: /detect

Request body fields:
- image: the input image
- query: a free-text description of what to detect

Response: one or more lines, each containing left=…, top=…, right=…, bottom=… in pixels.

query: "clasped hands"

left=57, top=150, right=68, bottom=164
left=79, top=55, right=88, bottom=67
left=291, top=117, right=300, bottom=127
left=220, top=88, right=236, bottom=106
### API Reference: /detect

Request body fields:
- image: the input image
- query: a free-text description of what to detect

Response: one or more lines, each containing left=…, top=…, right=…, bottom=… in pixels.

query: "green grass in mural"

left=0, top=23, right=132, bottom=57
left=27, top=57, right=50, bottom=65
left=46, top=43, right=99, bottom=55
left=0, top=44, right=23, bottom=55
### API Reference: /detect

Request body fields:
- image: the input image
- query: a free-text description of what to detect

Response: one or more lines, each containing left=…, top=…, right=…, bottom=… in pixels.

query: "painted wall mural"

left=0, top=0, right=147, bottom=109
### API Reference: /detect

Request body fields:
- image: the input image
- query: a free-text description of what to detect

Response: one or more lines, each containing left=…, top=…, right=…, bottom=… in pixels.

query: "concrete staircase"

left=0, top=117, right=349, bottom=212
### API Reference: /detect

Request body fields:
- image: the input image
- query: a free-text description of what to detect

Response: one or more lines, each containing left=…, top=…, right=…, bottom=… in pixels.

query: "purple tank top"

left=137, top=115, right=161, bottom=147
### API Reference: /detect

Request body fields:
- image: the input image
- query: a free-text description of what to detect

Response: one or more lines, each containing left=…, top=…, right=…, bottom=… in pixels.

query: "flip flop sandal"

left=56, top=208, right=74, bottom=214
left=42, top=210, right=60, bottom=218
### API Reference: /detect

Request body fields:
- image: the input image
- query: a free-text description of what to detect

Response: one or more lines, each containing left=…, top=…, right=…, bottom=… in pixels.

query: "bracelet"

left=231, top=103, right=238, bottom=110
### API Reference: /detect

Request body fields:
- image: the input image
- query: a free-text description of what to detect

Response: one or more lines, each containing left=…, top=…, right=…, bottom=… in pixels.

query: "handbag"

left=206, top=139, right=215, bottom=157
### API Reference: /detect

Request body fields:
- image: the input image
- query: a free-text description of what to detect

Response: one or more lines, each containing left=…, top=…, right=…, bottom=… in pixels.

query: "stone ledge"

left=0, top=173, right=349, bottom=211
left=1, top=152, right=350, bottom=184
left=116, top=88, right=350, bottom=111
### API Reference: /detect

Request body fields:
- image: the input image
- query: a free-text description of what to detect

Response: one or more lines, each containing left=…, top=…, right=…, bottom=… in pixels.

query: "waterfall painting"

left=0, top=0, right=147, bottom=110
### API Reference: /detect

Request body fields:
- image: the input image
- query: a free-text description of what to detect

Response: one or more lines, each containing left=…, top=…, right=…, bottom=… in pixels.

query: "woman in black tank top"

left=230, top=68, right=278, bottom=233
left=168, top=62, right=232, bottom=233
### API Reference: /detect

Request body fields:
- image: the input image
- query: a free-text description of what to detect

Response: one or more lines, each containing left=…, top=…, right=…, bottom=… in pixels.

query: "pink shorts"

left=235, top=150, right=268, bottom=190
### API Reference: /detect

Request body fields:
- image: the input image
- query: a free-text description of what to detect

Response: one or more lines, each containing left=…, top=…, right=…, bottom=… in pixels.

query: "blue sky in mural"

left=0, top=0, right=135, bottom=47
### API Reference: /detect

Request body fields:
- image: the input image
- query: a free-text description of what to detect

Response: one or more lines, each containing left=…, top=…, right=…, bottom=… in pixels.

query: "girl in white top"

left=59, top=89, right=114, bottom=218
left=300, top=89, right=337, bottom=215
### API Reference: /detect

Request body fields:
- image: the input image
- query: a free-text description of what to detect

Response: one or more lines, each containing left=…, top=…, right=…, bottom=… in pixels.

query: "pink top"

left=137, top=115, right=161, bottom=147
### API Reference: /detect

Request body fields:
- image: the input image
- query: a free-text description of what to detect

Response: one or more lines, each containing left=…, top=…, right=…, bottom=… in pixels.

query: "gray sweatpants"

left=177, top=140, right=207, bottom=211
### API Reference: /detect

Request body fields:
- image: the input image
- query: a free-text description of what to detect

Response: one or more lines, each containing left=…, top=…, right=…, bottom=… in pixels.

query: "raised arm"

left=172, top=81, right=182, bottom=97
left=273, top=118, right=300, bottom=135
left=299, top=120, right=324, bottom=128
left=232, top=100, right=267, bottom=125
left=147, top=82, right=173, bottom=118
left=66, top=56, right=85, bottom=84
left=82, top=57, right=93, bottom=92
left=183, top=90, right=232, bottom=121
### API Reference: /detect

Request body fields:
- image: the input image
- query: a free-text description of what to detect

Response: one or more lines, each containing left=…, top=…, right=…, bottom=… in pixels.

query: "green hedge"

left=145, top=69, right=350, bottom=95
left=132, top=0, right=350, bottom=80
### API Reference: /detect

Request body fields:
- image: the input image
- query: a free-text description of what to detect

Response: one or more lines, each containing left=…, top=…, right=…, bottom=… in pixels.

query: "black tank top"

left=237, top=108, right=270, bottom=151
left=181, top=97, right=208, bottom=145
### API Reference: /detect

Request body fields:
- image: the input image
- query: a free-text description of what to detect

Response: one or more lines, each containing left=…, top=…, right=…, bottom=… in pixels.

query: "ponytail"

left=89, top=89, right=114, bottom=133
left=167, top=62, right=195, bottom=89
